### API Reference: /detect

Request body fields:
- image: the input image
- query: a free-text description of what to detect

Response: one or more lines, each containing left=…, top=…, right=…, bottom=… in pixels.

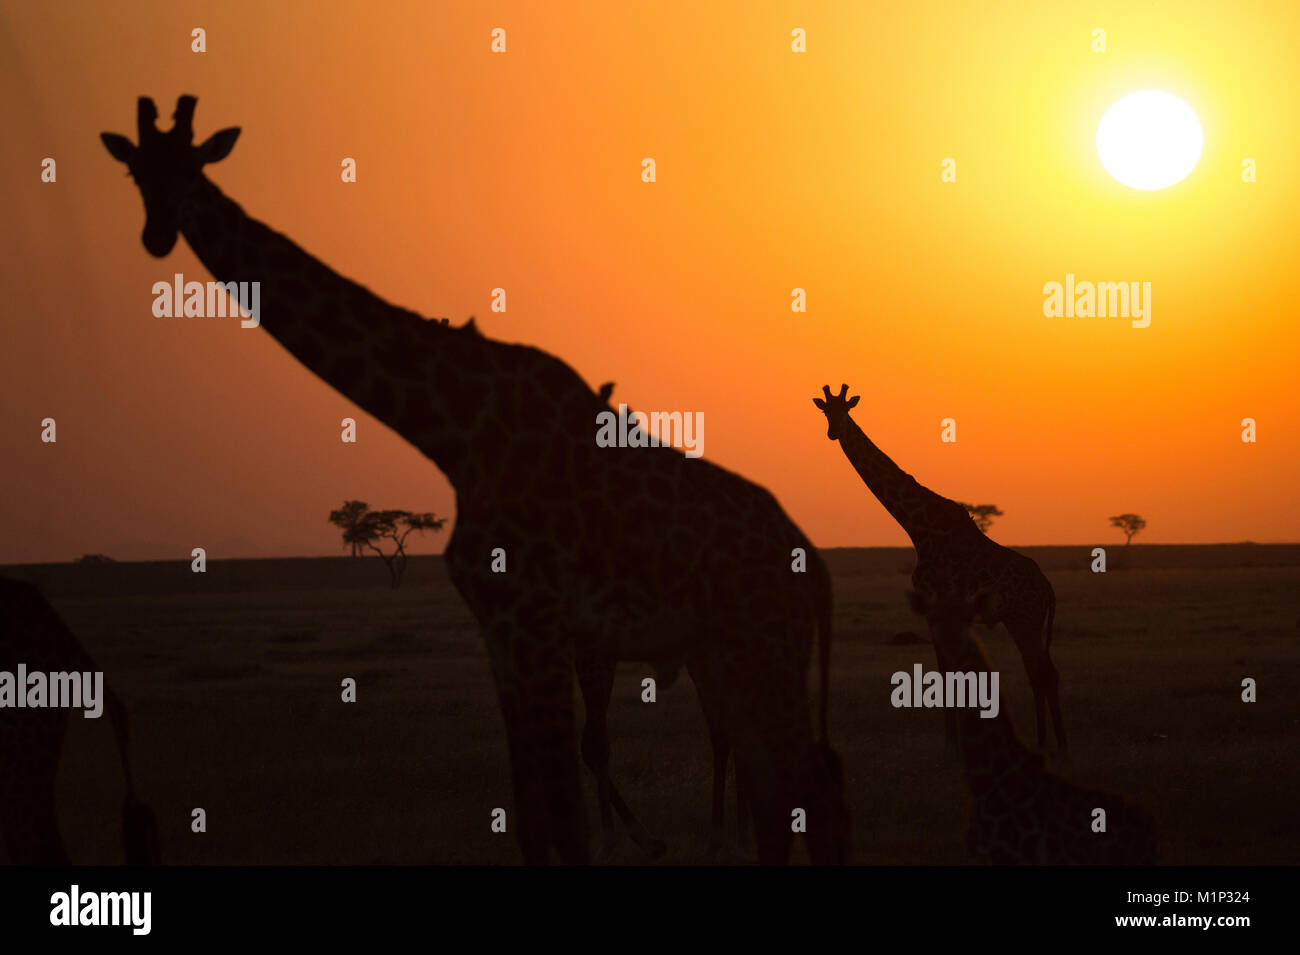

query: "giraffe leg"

left=929, top=630, right=960, bottom=759
left=716, top=621, right=847, bottom=865
left=1007, top=621, right=1048, bottom=748
left=739, top=748, right=793, bottom=864
left=0, top=747, right=68, bottom=865
left=708, top=735, right=729, bottom=856
left=482, top=616, right=589, bottom=865
left=576, top=648, right=619, bottom=858
left=1, top=709, right=70, bottom=865
left=707, top=656, right=792, bottom=863
left=688, top=659, right=731, bottom=857
left=576, top=643, right=667, bottom=860
left=605, top=782, right=666, bottom=858
left=734, top=753, right=754, bottom=860
left=1043, top=653, right=1068, bottom=753
left=1007, top=620, right=1067, bottom=753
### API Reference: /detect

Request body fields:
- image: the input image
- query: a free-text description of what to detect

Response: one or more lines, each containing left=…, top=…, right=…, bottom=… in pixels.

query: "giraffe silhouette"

left=814, top=384, right=1066, bottom=751
left=100, top=96, right=848, bottom=864
left=0, top=577, right=158, bottom=864
left=907, top=589, right=1155, bottom=864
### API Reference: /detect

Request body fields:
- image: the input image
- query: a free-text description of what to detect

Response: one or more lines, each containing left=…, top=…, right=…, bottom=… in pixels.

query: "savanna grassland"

left=4, top=545, right=1297, bottom=865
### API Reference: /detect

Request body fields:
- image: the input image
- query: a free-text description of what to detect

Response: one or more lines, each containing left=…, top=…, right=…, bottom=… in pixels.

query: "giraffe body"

left=910, top=590, right=1156, bottom=864
left=442, top=426, right=841, bottom=863
left=101, top=97, right=848, bottom=864
left=814, top=385, right=1065, bottom=750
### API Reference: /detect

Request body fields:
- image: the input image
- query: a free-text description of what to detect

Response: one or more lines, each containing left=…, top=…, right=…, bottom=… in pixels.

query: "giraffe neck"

left=949, top=633, right=1040, bottom=797
left=175, top=175, right=486, bottom=487
left=836, top=414, right=962, bottom=549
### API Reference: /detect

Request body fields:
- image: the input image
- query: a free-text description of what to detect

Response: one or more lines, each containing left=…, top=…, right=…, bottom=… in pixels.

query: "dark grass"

left=3, top=545, right=1297, bottom=865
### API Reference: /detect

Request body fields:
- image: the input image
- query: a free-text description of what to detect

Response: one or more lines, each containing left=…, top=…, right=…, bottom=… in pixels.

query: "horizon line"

left=3, top=539, right=1297, bottom=568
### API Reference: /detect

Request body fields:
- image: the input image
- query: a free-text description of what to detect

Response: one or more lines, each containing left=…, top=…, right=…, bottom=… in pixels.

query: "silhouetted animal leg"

left=576, top=646, right=665, bottom=859
left=734, top=754, right=754, bottom=860
left=718, top=633, right=830, bottom=865
left=1009, top=621, right=1048, bottom=747
left=1, top=775, right=68, bottom=865
left=607, top=784, right=666, bottom=858
left=930, top=630, right=961, bottom=759
left=576, top=650, right=619, bottom=857
left=689, top=659, right=732, bottom=856
left=1043, top=654, right=1067, bottom=753
left=746, top=763, right=794, bottom=864
left=709, top=738, right=729, bottom=854
left=1008, top=619, right=1067, bottom=752
left=484, top=617, right=589, bottom=865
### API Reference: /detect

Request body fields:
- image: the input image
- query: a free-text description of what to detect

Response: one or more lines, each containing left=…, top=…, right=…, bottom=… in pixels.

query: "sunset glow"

left=2, top=1, right=1298, bottom=562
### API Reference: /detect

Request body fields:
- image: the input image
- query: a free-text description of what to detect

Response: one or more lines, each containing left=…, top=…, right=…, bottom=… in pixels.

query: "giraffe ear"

left=812, top=397, right=826, bottom=410
left=197, top=127, right=241, bottom=164
left=101, top=133, right=136, bottom=163
left=846, top=395, right=860, bottom=409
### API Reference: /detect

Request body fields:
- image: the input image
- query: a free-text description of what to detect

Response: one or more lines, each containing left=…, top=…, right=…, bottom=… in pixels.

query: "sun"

left=1096, top=90, right=1203, bottom=190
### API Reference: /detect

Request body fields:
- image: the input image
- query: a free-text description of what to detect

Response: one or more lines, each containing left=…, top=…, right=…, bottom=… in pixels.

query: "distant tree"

left=1109, top=513, right=1146, bottom=546
left=958, top=502, right=1003, bottom=534
left=329, top=500, right=371, bottom=557
left=76, top=554, right=115, bottom=565
left=328, top=501, right=446, bottom=587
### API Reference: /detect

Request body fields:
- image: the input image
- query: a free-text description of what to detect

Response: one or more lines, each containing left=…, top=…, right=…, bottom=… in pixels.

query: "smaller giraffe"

left=907, top=589, right=1157, bottom=865
left=814, top=384, right=1066, bottom=752
left=0, top=578, right=158, bottom=865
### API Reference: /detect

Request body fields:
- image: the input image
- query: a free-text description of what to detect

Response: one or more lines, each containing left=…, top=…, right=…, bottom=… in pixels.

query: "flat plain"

left=4, top=544, right=1296, bottom=865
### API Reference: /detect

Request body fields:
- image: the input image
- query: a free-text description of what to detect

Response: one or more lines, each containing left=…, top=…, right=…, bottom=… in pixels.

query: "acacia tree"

left=958, top=502, right=1003, bottom=534
left=329, top=500, right=370, bottom=557
left=328, top=501, right=446, bottom=586
left=1109, top=513, right=1146, bottom=546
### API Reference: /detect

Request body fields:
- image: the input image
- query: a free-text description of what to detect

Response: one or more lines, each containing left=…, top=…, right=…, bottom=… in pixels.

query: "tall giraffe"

left=100, top=96, right=848, bottom=864
left=0, top=577, right=158, bottom=864
left=814, top=384, right=1065, bottom=751
left=907, top=589, right=1156, bottom=864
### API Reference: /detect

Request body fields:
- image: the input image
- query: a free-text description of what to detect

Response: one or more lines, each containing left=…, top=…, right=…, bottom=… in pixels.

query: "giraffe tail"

left=104, top=683, right=160, bottom=865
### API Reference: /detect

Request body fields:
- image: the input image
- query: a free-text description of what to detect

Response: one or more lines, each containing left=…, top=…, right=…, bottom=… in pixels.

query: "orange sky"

left=2, top=0, right=1298, bottom=563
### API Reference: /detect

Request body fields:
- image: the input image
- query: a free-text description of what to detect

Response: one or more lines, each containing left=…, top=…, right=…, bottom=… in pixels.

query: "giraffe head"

left=812, top=384, right=860, bottom=441
left=100, top=96, right=241, bottom=257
